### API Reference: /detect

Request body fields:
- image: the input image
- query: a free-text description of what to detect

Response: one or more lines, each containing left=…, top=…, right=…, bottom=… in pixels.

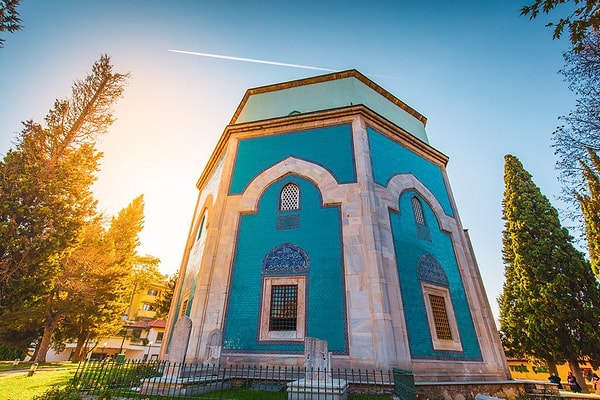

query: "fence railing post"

left=70, top=359, right=408, bottom=399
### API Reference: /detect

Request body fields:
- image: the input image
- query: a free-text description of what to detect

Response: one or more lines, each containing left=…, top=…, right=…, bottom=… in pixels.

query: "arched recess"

left=385, top=173, right=457, bottom=234
left=177, top=194, right=214, bottom=330
left=220, top=156, right=349, bottom=355
left=384, top=172, right=485, bottom=361
left=232, top=156, right=344, bottom=213
left=192, top=194, right=214, bottom=243
left=166, top=193, right=216, bottom=359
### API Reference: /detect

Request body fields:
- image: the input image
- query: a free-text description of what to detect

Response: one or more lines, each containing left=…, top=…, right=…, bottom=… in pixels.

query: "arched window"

left=412, top=196, right=431, bottom=241
left=412, top=196, right=426, bottom=226
left=280, top=183, right=300, bottom=211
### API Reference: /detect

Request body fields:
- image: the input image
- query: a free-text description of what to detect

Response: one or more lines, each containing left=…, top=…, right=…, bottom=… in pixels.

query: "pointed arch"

left=385, top=173, right=456, bottom=234
left=233, top=157, right=343, bottom=213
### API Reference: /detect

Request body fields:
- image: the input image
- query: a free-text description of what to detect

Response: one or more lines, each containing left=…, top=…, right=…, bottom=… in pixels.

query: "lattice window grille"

left=280, top=183, right=300, bottom=211
left=269, top=285, right=298, bottom=331
left=412, top=196, right=426, bottom=226
left=428, top=294, right=453, bottom=340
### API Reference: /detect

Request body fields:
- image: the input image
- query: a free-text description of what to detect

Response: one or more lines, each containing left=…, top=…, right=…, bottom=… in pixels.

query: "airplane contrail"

left=168, top=49, right=337, bottom=72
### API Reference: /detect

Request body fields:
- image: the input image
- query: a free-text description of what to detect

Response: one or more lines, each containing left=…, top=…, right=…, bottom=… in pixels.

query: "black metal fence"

left=70, top=360, right=411, bottom=399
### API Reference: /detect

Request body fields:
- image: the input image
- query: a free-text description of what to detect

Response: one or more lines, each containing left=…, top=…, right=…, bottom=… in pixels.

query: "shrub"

left=31, top=385, right=81, bottom=400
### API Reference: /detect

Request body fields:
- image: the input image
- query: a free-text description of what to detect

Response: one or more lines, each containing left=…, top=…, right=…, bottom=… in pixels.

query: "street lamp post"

left=145, top=341, right=153, bottom=362
left=100, top=342, right=107, bottom=360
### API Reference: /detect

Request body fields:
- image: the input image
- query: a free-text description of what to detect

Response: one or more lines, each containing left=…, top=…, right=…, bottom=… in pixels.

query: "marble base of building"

left=139, top=376, right=231, bottom=397
left=415, top=380, right=558, bottom=400
left=287, top=378, right=349, bottom=400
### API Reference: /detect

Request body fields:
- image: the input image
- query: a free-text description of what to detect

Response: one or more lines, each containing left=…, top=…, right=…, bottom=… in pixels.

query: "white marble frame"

left=258, top=276, right=306, bottom=342
left=421, top=282, right=463, bottom=352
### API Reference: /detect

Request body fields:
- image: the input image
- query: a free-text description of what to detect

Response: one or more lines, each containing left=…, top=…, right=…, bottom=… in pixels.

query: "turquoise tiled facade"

left=390, top=190, right=481, bottom=360
left=223, top=175, right=347, bottom=353
left=229, top=124, right=356, bottom=195
left=368, top=127, right=454, bottom=217
left=165, top=70, right=509, bottom=382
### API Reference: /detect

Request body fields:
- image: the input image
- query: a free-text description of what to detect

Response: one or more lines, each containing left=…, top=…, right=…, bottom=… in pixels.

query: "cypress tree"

left=499, top=154, right=600, bottom=391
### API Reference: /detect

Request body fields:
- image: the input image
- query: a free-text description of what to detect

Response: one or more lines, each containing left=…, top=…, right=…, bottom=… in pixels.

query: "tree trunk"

left=32, top=316, right=60, bottom=363
left=72, top=333, right=88, bottom=362
left=568, top=359, right=589, bottom=393
left=547, top=361, right=559, bottom=377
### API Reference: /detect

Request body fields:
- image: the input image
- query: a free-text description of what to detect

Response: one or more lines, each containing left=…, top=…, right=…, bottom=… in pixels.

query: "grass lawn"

left=0, top=364, right=78, bottom=400
left=0, top=361, right=395, bottom=400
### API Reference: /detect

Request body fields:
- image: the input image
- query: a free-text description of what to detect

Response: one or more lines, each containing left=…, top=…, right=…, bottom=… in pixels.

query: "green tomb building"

left=163, top=70, right=510, bottom=382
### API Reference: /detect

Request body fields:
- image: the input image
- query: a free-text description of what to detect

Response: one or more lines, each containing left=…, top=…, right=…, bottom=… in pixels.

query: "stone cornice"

left=196, top=104, right=447, bottom=190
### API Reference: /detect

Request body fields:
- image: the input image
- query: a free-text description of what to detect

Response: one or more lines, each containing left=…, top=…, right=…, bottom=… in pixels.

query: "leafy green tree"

left=0, top=55, right=128, bottom=361
left=154, top=272, right=178, bottom=320
left=575, top=148, right=600, bottom=280
left=521, top=0, right=600, bottom=51
left=499, top=154, right=600, bottom=391
left=64, top=197, right=160, bottom=361
left=107, top=195, right=162, bottom=321
left=52, top=218, right=121, bottom=362
left=0, top=0, right=22, bottom=48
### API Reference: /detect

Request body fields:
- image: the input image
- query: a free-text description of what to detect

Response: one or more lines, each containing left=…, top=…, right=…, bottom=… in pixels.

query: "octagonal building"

left=162, top=70, right=510, bottom=382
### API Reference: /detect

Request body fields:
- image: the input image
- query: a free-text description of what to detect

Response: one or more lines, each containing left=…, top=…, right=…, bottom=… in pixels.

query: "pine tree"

left=0, top=55, right=128, bottom=359
left=499, top=154, right=600, bottom=392
left=576, top=148, right=600, bottom=280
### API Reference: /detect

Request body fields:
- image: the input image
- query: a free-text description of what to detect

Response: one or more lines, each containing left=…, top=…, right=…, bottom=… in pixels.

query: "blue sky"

left=0, top=1, right=577, bottom=320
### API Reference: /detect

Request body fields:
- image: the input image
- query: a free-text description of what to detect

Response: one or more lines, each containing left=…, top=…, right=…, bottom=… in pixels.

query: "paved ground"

left=0, top=366, right=74, bottom=378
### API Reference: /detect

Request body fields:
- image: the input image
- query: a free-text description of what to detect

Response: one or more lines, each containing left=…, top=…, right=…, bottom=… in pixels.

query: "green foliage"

left=499, top=154, right=600, bottom=368
left=576, top=148, right=600, bottom=279
left=0, top=55, right=130, bottom=363
left=58, top=196, right=159, bottom=362
left=0, top=0, right=22, bottom=48
left=74, top=362, right=161, bottom=391
left=553, top=32, right=600, bottom=219
left=32, top=385, right=81, bottom=400
left=0, top=342, right=26, bottom=360
left=0, top=323, right=40, bottom=358
left=521, top=0, right=600, bottom=51
left=154, top=271, right=178, bottom=319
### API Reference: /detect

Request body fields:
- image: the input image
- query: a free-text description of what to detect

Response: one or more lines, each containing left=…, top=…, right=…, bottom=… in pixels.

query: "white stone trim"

left=233, top=156, right=345, bottom=214
left=421, top=283, right=463, bottom=352
left=259, top=276, right=306, bottom=342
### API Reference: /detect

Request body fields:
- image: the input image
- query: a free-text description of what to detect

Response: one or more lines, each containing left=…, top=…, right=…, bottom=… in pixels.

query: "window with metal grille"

left=269, top=285, right=297, bottom=331
left=428, top=294, right=453, bottom=340
left=412, top=196, right=425, bottom=226
left=280, top=183, right=300, bottom=211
